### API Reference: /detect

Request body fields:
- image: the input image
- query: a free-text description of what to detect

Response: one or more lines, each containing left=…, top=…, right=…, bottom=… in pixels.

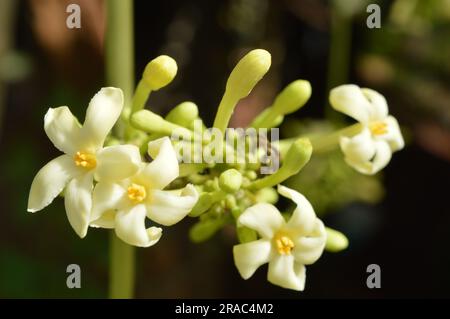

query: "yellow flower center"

left=74, top=151, right=96, bottom=169
left=370, top=121, right=388, bottom=136
left=274, top=233, right=295, bottom=255
left=127, top=183, right=147, bottom=203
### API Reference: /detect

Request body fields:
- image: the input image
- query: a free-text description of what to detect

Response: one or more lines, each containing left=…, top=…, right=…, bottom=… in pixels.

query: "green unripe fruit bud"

left=219, top=169, right=243, bottom=193
left=143, top=55, right=177, bottom=90
left=325, top=227, right=349, bottom=252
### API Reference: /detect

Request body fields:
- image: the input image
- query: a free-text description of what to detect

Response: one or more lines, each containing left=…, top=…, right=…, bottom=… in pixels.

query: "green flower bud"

left=189, top=218, right=224, bottom=243
left=250, top=80, right=310, bottom=128
left=130, top=109, right=193, bottom=140
left=213, top=49, right=271, bottom=133
left=237, top=226, right=258, bottom=243
left=219, top=169, right=243, bottom=193
left=165, top=101, right=199, bottom=127
left=189, top=189, right=227, bottom=217
left=325, top=227, right=349, bottom=252
left=225, top=49, right=271, bottom=100
left=248, top=138, right=312, bottom=190
left=272, top=80, right=311, bottom=115
left=255, top=187, right=278, bottom=204
left=283, top=138, right=312, bottom=174
left=142, top=55, right=177, bottom=91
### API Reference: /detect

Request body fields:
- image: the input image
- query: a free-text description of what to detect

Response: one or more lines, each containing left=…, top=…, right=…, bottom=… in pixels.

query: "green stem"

left=0, top=0, right=18, bottom=140
left=106, top=0, right=134, bottom=140
left=213, top=96, right=235, bottom=134
left=109, top=233, right=135, bottom=298
left=131, top=80, right=152, bottom=115
left=326, top=2, right=352, bottom=121
left=106, top=0, right=135, bottom=299
left=309, top=123, right=362, bottom=153
left=276, top=123, right=362, bottom=157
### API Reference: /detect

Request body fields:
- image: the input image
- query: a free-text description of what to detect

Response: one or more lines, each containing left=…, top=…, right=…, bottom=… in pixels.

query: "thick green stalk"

left=109, top=233, right=135, bottom=299
left=0, top=0, right=18, bottom=140
left=106, top=0, right=135, bottom=299
left=106, top=0, right=134, bottom=139
left=326, top=1, right=352, bottom=121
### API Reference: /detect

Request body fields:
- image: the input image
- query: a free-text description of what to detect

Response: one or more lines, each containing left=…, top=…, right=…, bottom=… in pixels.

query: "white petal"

left=340, top=128, right=376, bottom=163
left=278, top=185, right=317, bottom=236
left=115, top=204, right=162, bottom=247
left=267, top=254, right=306, bottom=291
left=81, top=87, right=123, bottom=151
left=238, top=203, right=284, bottom=239
left=382, top=116, right=405, bottom=151
left=233, top=239, right=272, bottom=279
left=329, top=84, right=371, bottom=123
left=293, top=219, right=327, bottom=265
left=90, top=182, right=126, bottom=226
left=65, top=172, right=93, bottom=238
left=146, top=184, right=198, bottom=226
left=136, top=137, right=179, bottom=190
left=94, top=145, right=141, bottom=182
left=370, top=140, right=393, bottom=174
left=28, top=155, right=79, bottom=213
left=44, top=107, right=82, bottom=155
left=90, top=210, right=116, bottom=229
left=345, top=139, right=392, bottom=175
left=361, top=88, right=388, bottom=121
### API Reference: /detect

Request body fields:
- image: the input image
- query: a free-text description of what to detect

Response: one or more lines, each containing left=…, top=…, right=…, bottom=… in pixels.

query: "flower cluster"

left=28, top=88, right=198, bottom=247
left=28, top=49, right=404, bottom=291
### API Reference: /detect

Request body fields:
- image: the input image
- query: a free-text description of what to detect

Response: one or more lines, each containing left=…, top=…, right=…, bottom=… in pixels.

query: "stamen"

left=274, top=233, right=295, bottom=255
left=74, top=151, right=96, bottom=169
left=127, top=183, right=147, bottom=203
left=370, top=121, right=388, bottom=136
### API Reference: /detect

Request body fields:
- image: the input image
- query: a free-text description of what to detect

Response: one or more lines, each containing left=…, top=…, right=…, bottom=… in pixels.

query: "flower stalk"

left=105, top=0, right=135, bottom=299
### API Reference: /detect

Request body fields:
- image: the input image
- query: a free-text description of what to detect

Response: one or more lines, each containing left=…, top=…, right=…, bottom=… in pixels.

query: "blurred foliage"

left=356, top=0, right=450, bottom=129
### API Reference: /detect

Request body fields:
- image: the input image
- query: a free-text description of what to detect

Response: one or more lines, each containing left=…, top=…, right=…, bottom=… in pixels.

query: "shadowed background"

left=0, top=0, right=449, bottom=298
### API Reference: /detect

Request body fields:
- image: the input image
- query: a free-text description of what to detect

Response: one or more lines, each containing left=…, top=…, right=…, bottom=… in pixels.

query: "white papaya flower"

left=233, top=185, right=326, bottom=291
left=27, top=88, right=141, bottom=238
left=330, top=84, right=405, bottom=175
left=90, top=137, right=199, bottom=247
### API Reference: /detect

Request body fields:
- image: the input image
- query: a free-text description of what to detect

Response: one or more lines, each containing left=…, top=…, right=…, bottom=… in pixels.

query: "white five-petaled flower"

left=27, top=88, right=141, bottom=238
left=90, top=137, right=199, bottom=247
left=233, top=185, right=326, bottom=291
left=330, top=84, right=405, bottom=175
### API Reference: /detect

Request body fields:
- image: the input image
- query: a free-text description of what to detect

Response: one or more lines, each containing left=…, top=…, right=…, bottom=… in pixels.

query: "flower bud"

left=189, top=218, right=224, bottom=243
left=219, top=169, right=243, bottom=193
left=142, top=55, right=177, bottom=91
left=226, top=49, right=271, bottom=100
left=165, top=101, right=199, bottom=127
left=283, top=138, right=312, bottom=174
left=130, top=109, right=193, bottom=140
left=325, top=227, right=349, bottom=252
left=272, top=80, right=311, bottom=115
left=213, top=49, right=271, bottom=132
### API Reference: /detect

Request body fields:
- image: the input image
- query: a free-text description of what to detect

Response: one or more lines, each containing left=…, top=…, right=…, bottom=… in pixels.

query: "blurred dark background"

left=0, top=0, right=449, bottom=298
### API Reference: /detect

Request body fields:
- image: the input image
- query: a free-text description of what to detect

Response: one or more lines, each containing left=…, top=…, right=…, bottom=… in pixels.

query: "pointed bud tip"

left=143, top=55, right=178, bottom=90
